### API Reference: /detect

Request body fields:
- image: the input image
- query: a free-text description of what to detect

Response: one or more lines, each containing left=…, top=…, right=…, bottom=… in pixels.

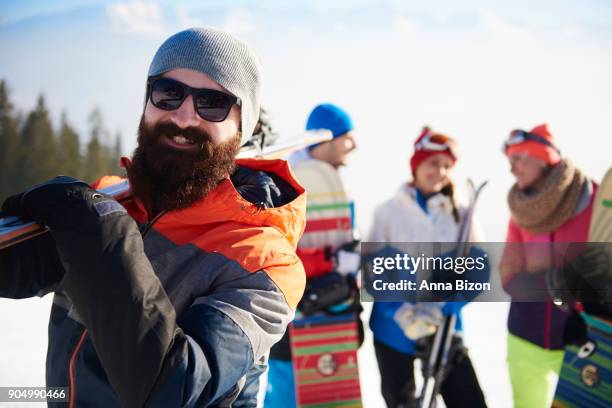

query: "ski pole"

left=419, top=313, right=456, bottom=408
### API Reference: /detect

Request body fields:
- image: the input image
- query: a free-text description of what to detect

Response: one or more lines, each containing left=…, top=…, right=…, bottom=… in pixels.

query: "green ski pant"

left=507, top=333, right=564, bottom=408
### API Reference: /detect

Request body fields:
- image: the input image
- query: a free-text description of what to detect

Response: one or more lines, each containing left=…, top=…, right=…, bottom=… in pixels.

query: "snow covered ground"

left=0, top=297, right=51, bottom=408
left=356, top=302, right=513, bottom=407
left=0, top=297, right=514, bottom=407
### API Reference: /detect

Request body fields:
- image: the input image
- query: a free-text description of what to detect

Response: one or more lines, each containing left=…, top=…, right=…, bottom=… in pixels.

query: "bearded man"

left=0, top=27, right=306, bottom=407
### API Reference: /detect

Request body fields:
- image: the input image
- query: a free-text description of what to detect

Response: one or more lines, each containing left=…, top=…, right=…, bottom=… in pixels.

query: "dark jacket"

left=0, top=158, right=306, bottom=407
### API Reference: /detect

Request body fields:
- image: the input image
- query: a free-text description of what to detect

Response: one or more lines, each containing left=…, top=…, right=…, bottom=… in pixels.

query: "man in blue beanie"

left=289, top=103, right=358, bottom=168
left=1, top=27, right=307, bottom=407
left=266, top=103, right=362, bottom=407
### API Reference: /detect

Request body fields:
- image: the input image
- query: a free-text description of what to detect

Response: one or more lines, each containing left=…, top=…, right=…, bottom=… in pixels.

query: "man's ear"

left=309, top=141, right=329, bottom=162
left=143, top=79, right=151, bottom=109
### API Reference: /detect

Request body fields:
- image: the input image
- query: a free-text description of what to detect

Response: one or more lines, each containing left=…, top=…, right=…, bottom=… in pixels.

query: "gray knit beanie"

left=147, top=27, right=262, bottom=146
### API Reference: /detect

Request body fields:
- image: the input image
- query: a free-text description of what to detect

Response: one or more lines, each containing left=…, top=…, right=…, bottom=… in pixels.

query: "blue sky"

left=1, top=0, right=611, bottom=241
left=2, top=0, right=612, bottom=25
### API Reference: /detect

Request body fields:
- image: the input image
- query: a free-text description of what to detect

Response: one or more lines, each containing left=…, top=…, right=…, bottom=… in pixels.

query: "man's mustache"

left=147, top=122, right=212, bottom=146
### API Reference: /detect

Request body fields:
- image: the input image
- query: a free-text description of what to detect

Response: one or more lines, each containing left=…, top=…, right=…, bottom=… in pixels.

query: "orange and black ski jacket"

left=0, top=158, right=306, bottom=407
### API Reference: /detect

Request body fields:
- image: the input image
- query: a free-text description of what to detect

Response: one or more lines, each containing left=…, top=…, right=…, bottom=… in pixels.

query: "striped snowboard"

left=552, top=315, right=612, bottom=408
left=289, top=313, right=362, bottom=408
left=291, top=159, right=361, bottom=407
left=553, top=167, right=612, bottom=408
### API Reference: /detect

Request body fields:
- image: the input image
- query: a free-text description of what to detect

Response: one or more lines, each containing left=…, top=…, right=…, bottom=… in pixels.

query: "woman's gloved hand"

left=394, top=302, right=445, bottom=340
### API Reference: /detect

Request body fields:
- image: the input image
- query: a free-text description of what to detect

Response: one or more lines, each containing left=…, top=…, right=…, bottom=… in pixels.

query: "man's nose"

left=347, top=135, right=357, bottom=150
left=170, top=95, right=201, bottom=129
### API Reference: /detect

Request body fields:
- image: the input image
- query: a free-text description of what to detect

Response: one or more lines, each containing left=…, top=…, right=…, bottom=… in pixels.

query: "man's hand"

left=2, top=176, right=126, bottom=227
left=566, top=243, right=611, bottom=303
left=335, top=249, right=361, bottom=275
left=334, top=240, right=361, bottom=276
left=548, top=243, right=612, bottom=306
left=1, top=176, right=109, bottom=226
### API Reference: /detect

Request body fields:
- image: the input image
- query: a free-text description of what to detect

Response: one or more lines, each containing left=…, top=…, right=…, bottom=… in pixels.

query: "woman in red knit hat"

left=367, top=127, right=487, bottom=408
left=500, top=124, right=598, bottom=408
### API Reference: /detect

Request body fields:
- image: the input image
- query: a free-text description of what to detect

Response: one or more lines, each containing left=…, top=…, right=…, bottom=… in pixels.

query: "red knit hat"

left=505, top=123, right=561, bottom=165
left=410, top=127, right=459, bottom=175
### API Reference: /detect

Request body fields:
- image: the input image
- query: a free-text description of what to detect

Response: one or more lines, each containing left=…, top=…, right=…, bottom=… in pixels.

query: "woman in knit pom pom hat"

left=499, top=123, right=598, bottom=408
left=367, top=126, right=487, bottom=408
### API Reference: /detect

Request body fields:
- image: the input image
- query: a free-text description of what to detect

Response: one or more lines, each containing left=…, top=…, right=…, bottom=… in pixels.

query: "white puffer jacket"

left=367, top=182, right=483, bottom=243
left=367, top=182, right=485, bottom=354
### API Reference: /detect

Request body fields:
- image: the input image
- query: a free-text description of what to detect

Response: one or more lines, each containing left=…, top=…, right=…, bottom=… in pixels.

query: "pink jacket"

left=501, top=181, right=598, bottom=349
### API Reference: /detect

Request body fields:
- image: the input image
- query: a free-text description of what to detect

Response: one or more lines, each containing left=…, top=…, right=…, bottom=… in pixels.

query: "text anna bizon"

left=371, top=279, right=491, bottom=292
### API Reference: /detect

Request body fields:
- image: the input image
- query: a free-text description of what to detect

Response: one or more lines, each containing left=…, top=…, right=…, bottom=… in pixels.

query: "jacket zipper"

left=68, top=329, right=88, bottom=408
left=141, top=210, right=167, bottom=238
left=544, top=231, right=556, bottom=349
left=544, top=303, right=551, bottom=349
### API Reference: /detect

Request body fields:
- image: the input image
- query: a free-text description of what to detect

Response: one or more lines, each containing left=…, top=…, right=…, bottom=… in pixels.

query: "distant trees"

left=0, top=79, right=124, bottom=201
left=0, top=80, right=20, bottom=201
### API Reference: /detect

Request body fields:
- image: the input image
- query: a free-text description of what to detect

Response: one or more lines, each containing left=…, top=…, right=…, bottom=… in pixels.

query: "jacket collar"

left=123, top=158, right=306, bottom=249
left=398, top=182, right=453, bottom=215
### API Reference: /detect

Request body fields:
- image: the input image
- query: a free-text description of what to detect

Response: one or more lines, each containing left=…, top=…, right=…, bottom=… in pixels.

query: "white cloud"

left=393, top=15, right=419, bottom=35
left=107, top=1, right=165, bottom=35
left=477, top=9, right=532, bottom=40
left=174, top=5, right=204, bottom=29
left=310, top=0, right=374, bottom=14
left=562, top=25, right=584, bottom=39
left=223, top=8, right=255, bottom=35
left=333, top=22, right=347, bottom=33
left=288, top=25, right=314, bottom=37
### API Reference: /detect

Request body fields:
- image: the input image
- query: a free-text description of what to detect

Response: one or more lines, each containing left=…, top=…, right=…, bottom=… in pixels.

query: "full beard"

left=127, top=116, right=241, bottom=214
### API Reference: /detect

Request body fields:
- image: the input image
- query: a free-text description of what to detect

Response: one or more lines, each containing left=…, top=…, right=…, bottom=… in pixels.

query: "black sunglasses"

left=147, top=76, right=241, bottom=122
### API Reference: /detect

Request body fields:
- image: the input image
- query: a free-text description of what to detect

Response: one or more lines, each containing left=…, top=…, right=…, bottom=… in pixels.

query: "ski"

left=418, top=179, right=488, bottom=408
left=0, top=131, right=332, bottom=251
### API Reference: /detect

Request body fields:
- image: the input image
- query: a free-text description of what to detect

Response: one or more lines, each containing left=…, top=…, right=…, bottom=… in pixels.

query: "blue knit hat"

left=306, top=104, right=353, bottom=149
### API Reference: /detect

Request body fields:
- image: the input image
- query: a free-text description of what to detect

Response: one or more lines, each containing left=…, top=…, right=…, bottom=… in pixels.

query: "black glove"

left=337, top=239, right=360, bottom=253
left=562, top=310, right=588, bottom=346
left=298, top=272, right=352, bottom=316
left=429, top=246, right=491, bottom=302
left=550, top=243, right=612, bottom=306
left=415, top=333, right=467, bottom=372
left=1, top=176, right=120, bottom=227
